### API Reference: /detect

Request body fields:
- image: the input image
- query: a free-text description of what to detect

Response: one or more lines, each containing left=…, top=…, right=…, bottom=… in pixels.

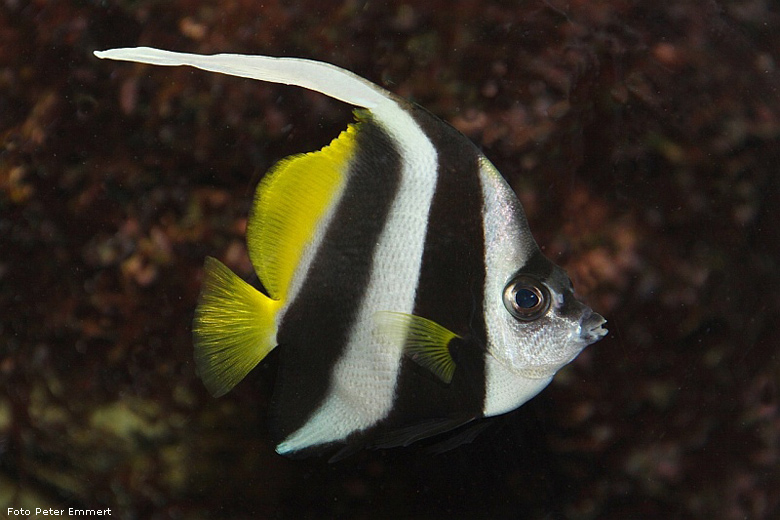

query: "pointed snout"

left=579, top=308, right=608, bottom=343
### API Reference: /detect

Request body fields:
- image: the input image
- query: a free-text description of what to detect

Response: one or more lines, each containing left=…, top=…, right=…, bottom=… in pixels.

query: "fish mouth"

left=579, top=309, right=608, bottom=343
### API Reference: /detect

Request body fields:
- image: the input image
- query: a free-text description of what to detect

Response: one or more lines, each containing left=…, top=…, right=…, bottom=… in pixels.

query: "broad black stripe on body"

left=95, top=48, right=609, bottom=459
left=271, top=115, right=402, bottom=442
left=375, top=104, right=488, bottom=442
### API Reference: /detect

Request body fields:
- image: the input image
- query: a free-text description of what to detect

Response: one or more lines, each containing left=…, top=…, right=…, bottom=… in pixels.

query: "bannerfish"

left=95, top=47, right=607, bottom=459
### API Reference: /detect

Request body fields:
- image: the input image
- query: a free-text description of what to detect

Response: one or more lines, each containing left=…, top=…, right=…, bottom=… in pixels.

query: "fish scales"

left=94, top=47, right=608, bottom=458
left=273, top=116, right=405, bottom=449
left=381, top=105, right=489, bottom=438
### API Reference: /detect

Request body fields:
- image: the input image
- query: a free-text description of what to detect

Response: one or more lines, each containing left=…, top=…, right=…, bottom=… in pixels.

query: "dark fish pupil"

left=515, top=288, right=539, bottom=309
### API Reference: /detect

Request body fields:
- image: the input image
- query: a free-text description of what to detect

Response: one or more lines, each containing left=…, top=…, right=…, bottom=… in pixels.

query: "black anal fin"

left=424, top=418, right=497, bottom=455
left=371, top=416, right=478, bottom=450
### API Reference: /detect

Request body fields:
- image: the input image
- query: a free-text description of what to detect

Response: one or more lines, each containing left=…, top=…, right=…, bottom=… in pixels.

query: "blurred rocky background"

left=1, top=0, right=778, bottom=518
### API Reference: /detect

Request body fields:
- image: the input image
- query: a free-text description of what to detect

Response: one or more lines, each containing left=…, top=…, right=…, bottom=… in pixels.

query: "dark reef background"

left=1, top=1, right=779, bottom=518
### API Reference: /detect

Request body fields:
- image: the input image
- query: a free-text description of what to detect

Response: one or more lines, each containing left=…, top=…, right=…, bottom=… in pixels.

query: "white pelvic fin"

left=94, top=47, right=391, bottom=109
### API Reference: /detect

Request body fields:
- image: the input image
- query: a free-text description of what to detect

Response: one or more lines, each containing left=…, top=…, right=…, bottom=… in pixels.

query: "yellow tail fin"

left=193, top=257, right=282, bottom=397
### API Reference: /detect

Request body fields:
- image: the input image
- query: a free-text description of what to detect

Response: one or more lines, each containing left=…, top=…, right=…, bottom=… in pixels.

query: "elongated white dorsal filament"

left=94, top=47, right=391, bottom=109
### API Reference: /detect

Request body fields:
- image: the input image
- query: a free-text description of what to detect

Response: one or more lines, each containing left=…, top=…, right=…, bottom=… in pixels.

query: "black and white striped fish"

left=95, top=47, right=608, bottom=459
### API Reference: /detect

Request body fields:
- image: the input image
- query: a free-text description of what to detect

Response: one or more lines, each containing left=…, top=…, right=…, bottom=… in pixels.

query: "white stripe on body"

left=276, top=100, right=439, bottom=454
left=476, top=157, right=552, bottom=417
left=94, top=47, right=441, bottom=452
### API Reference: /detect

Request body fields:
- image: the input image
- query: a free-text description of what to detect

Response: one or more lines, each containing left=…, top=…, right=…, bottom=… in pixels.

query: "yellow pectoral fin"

left=247, top=123, right=358, bottom=301
left=375, top=311, right=459, bottom=384
left=193, top=257, right=282, bottom=397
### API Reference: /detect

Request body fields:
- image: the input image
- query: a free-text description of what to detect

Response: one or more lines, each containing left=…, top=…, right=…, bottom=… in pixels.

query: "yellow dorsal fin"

left=375, top=311, right=460, bottom=384
left=193, top=257, right=283, bottom=397
left=247, top=124, right=358, bottom=301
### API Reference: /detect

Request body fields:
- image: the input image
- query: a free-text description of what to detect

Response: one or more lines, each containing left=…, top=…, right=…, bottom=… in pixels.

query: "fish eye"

left=503, top=275, right=550, bottom=321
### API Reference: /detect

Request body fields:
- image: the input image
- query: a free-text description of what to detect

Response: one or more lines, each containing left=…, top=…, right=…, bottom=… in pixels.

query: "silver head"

left=479, top=157, right=607, bottom=380
left=497, top=263, right=607, bottom=379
